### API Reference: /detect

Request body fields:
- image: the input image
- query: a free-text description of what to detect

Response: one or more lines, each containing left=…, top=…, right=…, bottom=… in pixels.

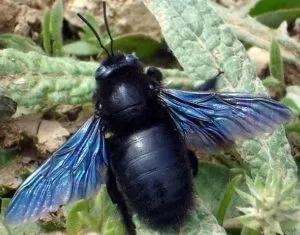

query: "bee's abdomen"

left=110, top=122, right=193, bottom=228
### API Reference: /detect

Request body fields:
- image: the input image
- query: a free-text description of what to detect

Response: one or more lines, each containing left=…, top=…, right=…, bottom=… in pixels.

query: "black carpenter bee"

left=5, top=2, right=291, bottom=234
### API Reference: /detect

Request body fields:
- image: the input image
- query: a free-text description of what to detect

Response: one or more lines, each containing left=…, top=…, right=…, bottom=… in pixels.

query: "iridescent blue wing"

left=159, top=89, right=292, bottom=152
left=5, top=116, right=107, bottom=225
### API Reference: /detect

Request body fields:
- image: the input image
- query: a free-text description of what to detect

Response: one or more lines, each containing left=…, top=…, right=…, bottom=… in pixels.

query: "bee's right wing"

left=5, top=116, right=107, bottom=225
left=159, top=89, right=292, bottom=152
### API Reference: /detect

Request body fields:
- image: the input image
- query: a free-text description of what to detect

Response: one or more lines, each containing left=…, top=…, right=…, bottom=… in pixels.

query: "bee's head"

left=95, top=53, right=144, bottom=80
left=77, top=4, right=160, bottom=126
left=93, top=53, right=156, bottom=125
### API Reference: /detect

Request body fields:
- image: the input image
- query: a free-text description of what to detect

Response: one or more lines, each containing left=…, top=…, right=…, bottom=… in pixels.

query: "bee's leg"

left=187, top=150, right=198, bottom=177
left=146, top=67, right=163, bottom=83
left=195, top=71, right=223, bottom=91
left=107, top=169, right=136, bottom=235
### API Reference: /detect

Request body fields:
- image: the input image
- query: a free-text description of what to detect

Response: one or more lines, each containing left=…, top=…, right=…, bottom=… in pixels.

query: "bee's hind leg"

left=195, top=70, right=223, bottom=91
left=106, top=169, right=136, bottom=235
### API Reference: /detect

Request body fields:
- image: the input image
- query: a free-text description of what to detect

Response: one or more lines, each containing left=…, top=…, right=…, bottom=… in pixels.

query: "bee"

left=5, top=2, right=291, bottom=234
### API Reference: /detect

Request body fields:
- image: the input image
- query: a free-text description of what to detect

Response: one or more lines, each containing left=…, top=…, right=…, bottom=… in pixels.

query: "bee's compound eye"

left=146, top=67, right=162, bottom=82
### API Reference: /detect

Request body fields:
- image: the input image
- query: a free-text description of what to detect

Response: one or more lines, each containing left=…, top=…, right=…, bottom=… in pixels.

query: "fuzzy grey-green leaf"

left=0, top=49, right=192, bottom=111
left=0, top=34, right=44, bottom=54
left=143, top=0, right=259, bottom=93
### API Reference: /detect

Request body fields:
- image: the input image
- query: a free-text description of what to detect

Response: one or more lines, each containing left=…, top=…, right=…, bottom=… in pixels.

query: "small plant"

left=263, top=38, right=285, bottom=97
left=62, top=13, right=109, bottom=56
left=65, top=186, right=126, bottom=235
left=235, top=171, right=300, bottom=235
left=42, top=0, right=64, bottom=56
left=63, top=12, right=162, bottom=60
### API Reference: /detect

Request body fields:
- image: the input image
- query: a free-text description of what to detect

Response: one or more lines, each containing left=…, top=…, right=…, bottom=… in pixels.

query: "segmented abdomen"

left=110, top=121, right=193, bottom=228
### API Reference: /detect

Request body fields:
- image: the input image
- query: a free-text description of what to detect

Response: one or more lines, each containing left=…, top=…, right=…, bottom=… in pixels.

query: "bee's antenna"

left=102, top=1, right=114, bottom=56
left=77, top=13, right=110, bottom=57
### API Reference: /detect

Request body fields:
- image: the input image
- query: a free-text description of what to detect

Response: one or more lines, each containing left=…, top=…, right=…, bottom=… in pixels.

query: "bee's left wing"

left=159, top=89, right=292, bottom=152
left=5, top=116, right=107, bottom=225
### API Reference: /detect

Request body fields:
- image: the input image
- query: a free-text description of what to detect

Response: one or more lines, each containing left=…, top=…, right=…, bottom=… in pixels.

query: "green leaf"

left=241, top=226, right=260, bottom=235
left=77, top=211, right=99, bottom=231
left=281, top=86, right=300, bottom=115
left=50, top=0, right=64, bottom=56
left=2, top=208, right=45, bottom=235
left=194, top=162, right=230, bottom=216
left=217, top=175, right=242, bottom=225
left=78, top=32, right=99, bottom=46
left=249, top=0, right=300, bottom=28
left=285, top=122, right=300, bottom=140
left=93, top=187, right=126, bottom=235
left=142, top=0, right=296, bottom=179
left=270, top=38, right=284, bottom=85
left=10, top=222, right=45, bottom=235
left=42, top=9, right=52, bottom=55
left=0, top=218, right=11, bottom=235
left=104, top=34, right=162, bottom=61
left=0, top=148, right=18, bottom=165
left=281, top=98, right=300, bottom=115
left=66, top=199, right=89, bottom=235
left=284, top=224, right=300, bottom=235
left=250, top=0, right=300, bottom=15
left=63, top=41, right=100, bottom=56
left=0, top=34, right=43, bottom=54
left=181, top=200, right=227, bottom=235
left=0, top=198, right=10, bottom=216
left=63, top=187, right=126, bottom=234
left=80, top=13, right=101, bottom=39
left=0, top=95, right=17, bottom=121
left=77, top=12, right=111, bottom=55
left=102, top=216, right=127, bottom=235
left=262, top=76, right=281, bottom=88
left=255, top=8, right=300, bottom=29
